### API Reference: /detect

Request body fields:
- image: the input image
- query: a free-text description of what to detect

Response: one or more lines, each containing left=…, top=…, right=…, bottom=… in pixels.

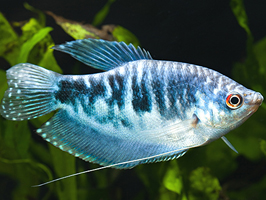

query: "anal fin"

left=36, top=110, right=188, bottom=169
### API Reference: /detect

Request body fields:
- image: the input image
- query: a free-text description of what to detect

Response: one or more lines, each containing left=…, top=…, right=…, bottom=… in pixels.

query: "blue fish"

left=0, top=39, right=263, bottom=170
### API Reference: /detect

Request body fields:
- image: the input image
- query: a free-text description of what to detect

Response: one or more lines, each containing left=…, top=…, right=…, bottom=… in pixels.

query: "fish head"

left=220, top=86, right=263, bottom=130
left=194, top=80, right=263, bottom=138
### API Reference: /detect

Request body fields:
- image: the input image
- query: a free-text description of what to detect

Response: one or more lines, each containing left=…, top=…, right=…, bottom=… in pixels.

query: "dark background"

left=1, top=0, right=266, bottom=76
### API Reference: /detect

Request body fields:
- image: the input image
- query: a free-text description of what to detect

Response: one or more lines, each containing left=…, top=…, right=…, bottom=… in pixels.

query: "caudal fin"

left=0, top=63, right=60, bottom=121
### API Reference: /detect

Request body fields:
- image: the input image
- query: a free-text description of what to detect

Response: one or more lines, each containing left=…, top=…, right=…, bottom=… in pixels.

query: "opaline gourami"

left=0, top=39, right=263, bottom=170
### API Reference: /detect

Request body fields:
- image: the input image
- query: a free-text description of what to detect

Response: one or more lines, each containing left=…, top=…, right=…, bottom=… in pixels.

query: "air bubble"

left=59, top=145, right=64, bottom=150
left=45, top=121, right=51, bottom=126
left=42, top=133, right=47, bottom=138
left=53, top=142, right=58, bottom=146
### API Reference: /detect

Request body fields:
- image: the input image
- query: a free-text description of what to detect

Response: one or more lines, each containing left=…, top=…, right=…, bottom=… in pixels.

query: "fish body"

left=0, top=39, right=263, bottom=168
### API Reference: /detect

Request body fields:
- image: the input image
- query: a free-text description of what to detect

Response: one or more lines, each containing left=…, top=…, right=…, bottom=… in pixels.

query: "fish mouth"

left=245, top=92, right=263, bottom=111
left=245, top=92, right=263, bottom=114
left=247, top=92, right=264, bottom=106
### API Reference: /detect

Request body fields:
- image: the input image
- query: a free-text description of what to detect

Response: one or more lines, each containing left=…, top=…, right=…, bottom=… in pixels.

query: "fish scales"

left=0, top=39, right=263, bottom=170
left=54, top=60, right=199, bottom=132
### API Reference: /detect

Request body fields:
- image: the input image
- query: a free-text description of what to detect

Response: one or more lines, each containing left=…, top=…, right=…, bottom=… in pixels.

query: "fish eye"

left=226, top=94, right=243, bottom=109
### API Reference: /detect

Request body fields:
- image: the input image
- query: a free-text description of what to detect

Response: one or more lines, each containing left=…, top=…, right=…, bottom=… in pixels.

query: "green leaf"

left=38, top=44, right=62, bottom=73
left=0, top=69, right=7, bottom=100
left=0, top=13, right=18, bottom=49
left=231, top=0, right=264, bottom=96
left=0, top=120, right=36, bottom=200
left=49, top=144, right=77, bottom=200
left=3, top=121, right=31, bottom=158
left=253, top=36, right=266, bottom=76
left=0, top=12, right=20, bottom=66
left=226, top=121, right=265, bottom=161
left=159, top=161, right=189, bottom=200
left=189, top=167, right=221, bottom=200
left=0, top=7, right=65, bottom=200
left=66, top=23, right=100, bottom=40
left=20, top=18, right=59, bottom=69
left=48, top=11, right=140, bottom=45
left=21, top=18, right=43, bottom=39
left=136, top=162, right=170, bottom=199
left=229, top=3, right=266, bottom=198
left=92, top=0, right=116, bottom=26
left=24, top=3, right=46, bottom=27
left=54, top=20, right=99, bottom=40
left=112, top=25, right=140, bottom=47
left=230, top=0, right=251, bottom=36
left=163, top=161, right=182, bottom=194
left=260, top=140, right=266, bottom=156
left=0, top=157, right=53, bottom=183
left=18, top=26, right=53, bottom=63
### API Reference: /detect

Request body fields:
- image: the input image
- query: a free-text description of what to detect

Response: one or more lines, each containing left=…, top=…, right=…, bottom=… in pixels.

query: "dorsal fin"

left=52, top=39, right=153, bottom=71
